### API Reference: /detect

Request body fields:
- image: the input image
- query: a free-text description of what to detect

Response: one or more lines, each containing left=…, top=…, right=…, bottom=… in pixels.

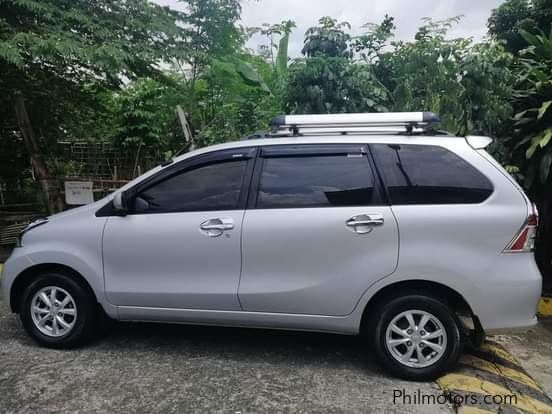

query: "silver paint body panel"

left=238, top=207, right=398, bottom=316
left=1, top=135, right=542, bottom=334
left=103, top=211, right=244, bottom=310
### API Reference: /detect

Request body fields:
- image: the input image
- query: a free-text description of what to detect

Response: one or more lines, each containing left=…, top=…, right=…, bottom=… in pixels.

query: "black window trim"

left=367, top=144, right=391, bottom=206
left=96, top=147, right=257, bottom=217
left=99, top=141, right=495, bottom=217
left=369, top=143, right=495, bottom=206
left=248, top=143, right=386, bottom=210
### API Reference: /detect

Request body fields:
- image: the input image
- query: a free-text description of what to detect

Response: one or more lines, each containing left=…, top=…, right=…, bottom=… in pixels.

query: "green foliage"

left=487, top=5, right=552, bottom=283
left=286, top=17, right=390, bottom=114
left=112, top=78, right=187, bottom=155
left=240, top=20, right=295, bottom=129
left=235, top=60, right=271, bottom=92
left=168, top=0, right=277, bottom=146
left=352, top=15, right=395, bottom=63
left=0, top=0, right=272, bottom=163
left=177, top=0, right=242, bottom=77
left=250, top=20, right=295, bottom=73
left=511, top=28, right=552, bottom=187
left=287, top=15, right=514, bottom=127
left=0, top=0, right=187, bottom=158
left=287, top=57, right=389, bottom=113
left=0, top=0, right=184, bottom=84
left=488, top=0, right=552, bottom=53
left=190, top=53, right=279, bottom=147
left=302, top=17, right=352, bottom=59
left=0, top=2, right=546, bottom=195
left=381, top=17, right=514, bottom=136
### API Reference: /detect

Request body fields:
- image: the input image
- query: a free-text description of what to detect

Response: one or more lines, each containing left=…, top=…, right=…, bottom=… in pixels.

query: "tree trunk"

left=13, top=92, right=63, bottom=214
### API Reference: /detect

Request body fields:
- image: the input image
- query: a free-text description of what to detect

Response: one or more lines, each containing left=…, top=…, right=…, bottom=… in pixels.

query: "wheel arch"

left=9, top=263, right=98, bottom=313
left=360, top=279, right=477, bottom=333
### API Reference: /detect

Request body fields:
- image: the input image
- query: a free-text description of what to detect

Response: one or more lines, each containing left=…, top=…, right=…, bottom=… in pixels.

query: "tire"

left=19, top=272, right=98, bottom=348
left=372, top=294, right=463, bottom=381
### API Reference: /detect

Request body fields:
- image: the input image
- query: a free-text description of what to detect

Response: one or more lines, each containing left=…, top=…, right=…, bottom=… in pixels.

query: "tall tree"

left=112, top=77, right=188, bottom=166
left=352, top=14, right=395, bottom=64
left=488, top=0, right=552, bottom=53
left=0, top=0, right=186, bottom=212
left=301, top=17, right=352, bottom=59
left=173, top=0, right=243, bottom=120
left=380, top=17, right=514, bottom=136
left=286, top=17, right=390, bottom=114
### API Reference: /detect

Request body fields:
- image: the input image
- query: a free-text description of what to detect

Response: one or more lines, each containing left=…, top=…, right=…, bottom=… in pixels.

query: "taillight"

left=504, top=202, right=538, bottom=252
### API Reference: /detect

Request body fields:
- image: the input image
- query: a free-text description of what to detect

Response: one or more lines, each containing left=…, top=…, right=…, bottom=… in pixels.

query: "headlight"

left=16, top=217, right=48, bottom=247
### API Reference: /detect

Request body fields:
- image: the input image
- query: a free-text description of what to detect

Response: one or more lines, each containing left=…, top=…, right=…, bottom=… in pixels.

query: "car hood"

left=45, top=198, right=109, bottom=222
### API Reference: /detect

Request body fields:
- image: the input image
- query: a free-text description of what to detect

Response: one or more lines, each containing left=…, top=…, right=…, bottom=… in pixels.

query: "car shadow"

left=93, top=319, right=383, bottom=373
left=1, top=303, right=385, bottom=376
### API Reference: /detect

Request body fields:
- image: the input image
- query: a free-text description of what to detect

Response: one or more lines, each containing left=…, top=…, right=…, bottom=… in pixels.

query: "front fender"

left=2, top=241, right=117, bottom=318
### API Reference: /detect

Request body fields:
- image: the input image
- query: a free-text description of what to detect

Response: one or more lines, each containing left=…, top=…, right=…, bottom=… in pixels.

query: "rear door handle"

left=346, top=214, right=384, bottom=234
left=200, top=218, right=234, bottom=237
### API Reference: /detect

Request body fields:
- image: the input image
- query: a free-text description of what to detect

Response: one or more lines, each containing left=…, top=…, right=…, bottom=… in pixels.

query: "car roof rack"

left=268, top=112, right=441, bottom=136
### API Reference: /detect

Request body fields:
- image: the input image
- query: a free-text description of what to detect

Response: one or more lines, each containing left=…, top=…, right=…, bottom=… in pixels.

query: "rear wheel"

left=372, top=294, right=463, bottom=380
left=20, top=272, right=98, bottom=348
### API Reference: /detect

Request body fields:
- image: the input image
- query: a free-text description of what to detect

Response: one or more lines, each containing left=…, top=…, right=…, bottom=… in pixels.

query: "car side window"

left=371, top=143, right=493, bottom=204
left=133, top=160, right=247, bottom=213
left=256, top=153, right=379, bottom=208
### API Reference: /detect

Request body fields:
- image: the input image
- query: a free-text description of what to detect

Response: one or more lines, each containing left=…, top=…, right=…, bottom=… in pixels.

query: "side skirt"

left=117, top=305, right=359, bottom=335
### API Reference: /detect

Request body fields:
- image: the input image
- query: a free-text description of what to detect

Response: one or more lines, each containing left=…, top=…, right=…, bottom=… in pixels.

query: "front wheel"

left=20, top=272, right=98, bottom=348
left=372, top=294, right=463, bottom=381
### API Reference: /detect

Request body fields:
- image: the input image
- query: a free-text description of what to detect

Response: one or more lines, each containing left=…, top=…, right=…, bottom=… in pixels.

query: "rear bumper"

left=469, top=254, right=542, bottom=332
left=485, top=316, right=538, bottom=335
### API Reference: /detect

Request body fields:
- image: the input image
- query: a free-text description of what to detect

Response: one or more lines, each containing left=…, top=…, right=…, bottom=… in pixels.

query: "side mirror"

left=113, top=191, right=128, bottom=215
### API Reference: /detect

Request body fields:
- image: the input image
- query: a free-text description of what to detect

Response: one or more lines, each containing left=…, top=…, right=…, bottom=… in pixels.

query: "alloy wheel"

left=30, top=286, right=77, bottom=337
left=384, top=309, right=447, bottom=368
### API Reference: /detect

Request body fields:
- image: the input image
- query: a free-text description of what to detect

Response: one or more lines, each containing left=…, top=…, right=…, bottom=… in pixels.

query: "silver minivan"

left=1, top=112, right=542, bottom=380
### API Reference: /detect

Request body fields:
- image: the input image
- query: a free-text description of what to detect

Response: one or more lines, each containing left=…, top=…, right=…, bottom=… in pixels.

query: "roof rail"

left=270, top=112, right=440, bottom=136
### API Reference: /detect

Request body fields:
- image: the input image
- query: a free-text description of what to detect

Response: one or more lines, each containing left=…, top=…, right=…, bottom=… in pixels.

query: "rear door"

left=238, top=144, right=399, bottom=316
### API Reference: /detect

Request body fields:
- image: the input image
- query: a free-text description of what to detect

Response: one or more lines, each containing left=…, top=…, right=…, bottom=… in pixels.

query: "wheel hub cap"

left=385, top=309, right=447, bottom=368
left=30, top=286, right=77, bottom=337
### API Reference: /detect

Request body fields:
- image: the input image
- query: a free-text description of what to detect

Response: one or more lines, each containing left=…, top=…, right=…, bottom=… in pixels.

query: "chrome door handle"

left=346, top=214, right=384, bottom=234
left=200, top=218, right=234, bottom=237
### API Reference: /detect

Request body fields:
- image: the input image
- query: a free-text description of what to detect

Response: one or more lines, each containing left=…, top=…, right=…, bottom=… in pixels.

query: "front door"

left=103, top=148, right=255, bottom=310
left=239, top=144, right=399, bottom=316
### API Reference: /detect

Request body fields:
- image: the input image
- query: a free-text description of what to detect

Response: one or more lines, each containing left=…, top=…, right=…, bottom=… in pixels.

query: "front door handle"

left=200, top=218, right=234, bottom=237
left=346, top=214, right=384, bottom=234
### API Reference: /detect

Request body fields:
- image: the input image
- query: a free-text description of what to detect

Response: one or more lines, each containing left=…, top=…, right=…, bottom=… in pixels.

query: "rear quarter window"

left=371, top=143, right=493, bottom=205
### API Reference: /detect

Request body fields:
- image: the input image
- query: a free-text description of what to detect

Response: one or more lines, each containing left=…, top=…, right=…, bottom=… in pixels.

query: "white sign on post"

left=64, top=181, right=94, bottom=205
